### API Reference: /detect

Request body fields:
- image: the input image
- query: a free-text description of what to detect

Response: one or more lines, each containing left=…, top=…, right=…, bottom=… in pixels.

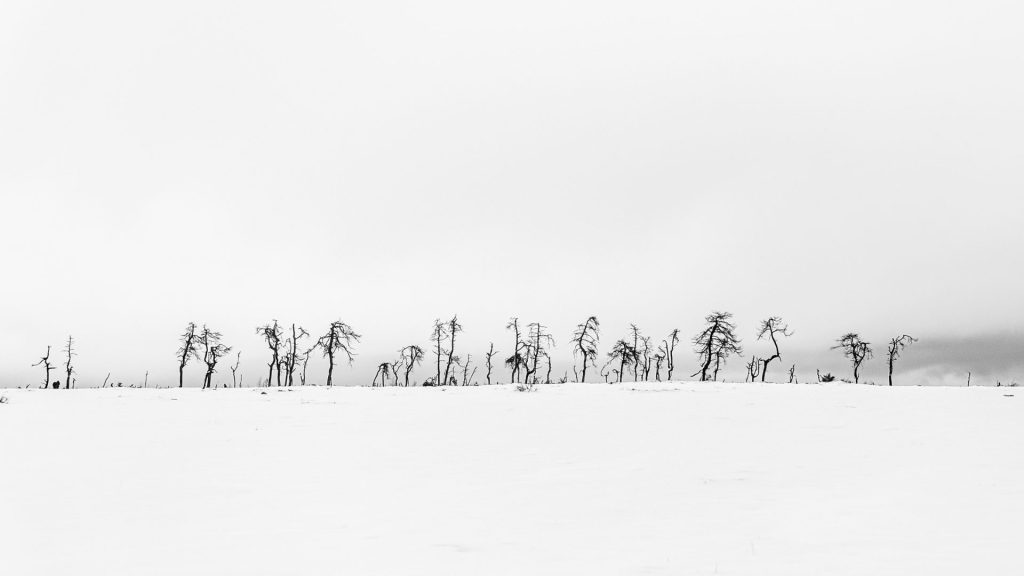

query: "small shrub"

left=515, top=381, right=535, bottom=392
left=819, top=373, right=836, bottom=383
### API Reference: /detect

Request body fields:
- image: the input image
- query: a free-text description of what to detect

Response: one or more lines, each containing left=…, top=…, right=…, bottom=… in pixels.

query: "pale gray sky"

left=2, top=1, right=1023, bottom=387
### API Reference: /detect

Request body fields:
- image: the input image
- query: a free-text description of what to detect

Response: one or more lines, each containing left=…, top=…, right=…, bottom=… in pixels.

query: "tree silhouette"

left=430, top=319, right=448, bottom=387
left=484, top=343, right=498, bottom=385
left=399, top=344, right=424, bottom=387
left=605, top=339, right=638, bottom=383
left=372, top=362, right=391, bottom=387
left=571, top=316, right=600, bottom=383
left=506, top=317, right=526, bottom=384
left=886, top=334, right=917, bottom=386
left=756, top=317, right=792, bottom=382
left=525, top=322, right=554, bottom=384
left=832, top=333, right=872, bottom=384
left=177, top=322, right=199, bottom=388
left=256, top=321, right=284, bottom=387
left=315, top=321, right=360, bottom=387
left=197, top=326, right=231, bottom=389
left=32, top=346, right=55, bottom=389
left=442, top=316, right=463, bottom=387
left=284, top=324, right=309, bottom=387
left=230, top=351, right=241, bottom=388
left=653, top=349, right=665, bottom=381
left=692, top=312, right=742, bottom=382
left=665, top=329, right=680, bottom=381
left=63, top=336, right=75, bottom=390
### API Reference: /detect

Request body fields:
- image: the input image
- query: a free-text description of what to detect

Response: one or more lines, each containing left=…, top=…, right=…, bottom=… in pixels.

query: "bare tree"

left=629, top=324, right=642, bottom=381
left=315, top=321, right=360, bottom=387
left=505, top=317, right=526, bottom=383
left=399, top=344, right=424, bottom=387
left=744, top=355, right=761, bottom=382
left=756, top=317, right=792, bottom=382
left=431, top=319, right=448, bottom=387
left=461, top=354, right=477, bottom=386
left=605, top=339, right=638, bottom=383
left=300, top=347, right=313, bottom=386
left=788, top=364, right=797, bottom=384
left=256, top=320, right=284, bottom=387
left=692, top=312, right=742, bottom=382
left=442, top=316, right=463, bottom=387
left=230, top=351, right=241, bottom=388
left=525, top=322, right=554, bottom=384
left=665, top=329, right=680, bottom=381
left=638, top=335, right=652, bottom=381
left=32, top=346, right=55, bottom=389
left=886, top=334, right=917, bottom=386
left=653, top=349, right=665, bottom=381
left=63, top=336, right=75, bottom=390
left=390, top=358, right=402, bottom=387
left=484, top=343, right=497, bottom=385
left=197, top=326, right=231, bottom=389
left=372, top=362, right=391, bottom=387
left=177, top=322, right=199, bottom=388
left=571, top=316, right=600, bottom=383
left=285, top=324, right=309, bottom=387
left=832, top=333, right=872, bottom=384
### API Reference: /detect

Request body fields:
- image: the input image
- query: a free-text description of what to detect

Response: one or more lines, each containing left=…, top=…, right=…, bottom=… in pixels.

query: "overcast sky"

left=2, top=1, right=1023, bottom=387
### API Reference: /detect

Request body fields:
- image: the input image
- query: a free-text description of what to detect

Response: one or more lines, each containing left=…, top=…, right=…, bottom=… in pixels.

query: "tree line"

left=26, top=312, right=923, bottom=389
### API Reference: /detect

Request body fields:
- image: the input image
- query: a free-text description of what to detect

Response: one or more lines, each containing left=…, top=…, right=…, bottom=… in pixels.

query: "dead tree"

left=33, top=346, right=55, bottom=389
left=230, top=351, right=241, bottom=388
left=285, top=324, right=309, bottom=387
left=832, top=333, right=872, bottom=384
left=461, top=354, right=477, bottom=386
left=197, top=326, right=231, bottom=389
left=506, top=317, right=526, bottom=383
left=653, top=351, right=665, bottom=381
left=442, top=316, right=463, bottom=387
left=256, top=320, right=284, bottom=387
left=484, top=343, right=497, bottom=385
left=390, top=358, right=402, bottom=386
left=372, top=362, right=391, bottom=387
left=525, top=322, right=554, bottom=384
left=638, top=336, right=653, bottom=381
left=886, top=335, right=917, bottom=386
left=665, top=329, right=680, bottom=381
left=571, top=316, right=600, bottom=383
left=629, top=325, right=643, bottom=381
left=399, top=344, right=424, bottom=387
left=63, top=336, right=75, bottom=390
left=744, top=355, right=761, bottom=382
left=605, top=339, right=638, bottom=383
left=431, top=319, right=448, bottom=387
left=315, top=321, right=360, bottom=386
left=755, top=317, right=792, bottom=382
left=177, top=322, right=199, bottom=388
left=300, top=347, right=313, bottom=386
left=692, top=312, right=742, bottom=382
left=543, top=351, right=552, bottom=384
left=788, top=364, right=796, bottom=383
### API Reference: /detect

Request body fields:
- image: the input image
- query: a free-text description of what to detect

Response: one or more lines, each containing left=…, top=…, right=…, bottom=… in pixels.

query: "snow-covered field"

left=2, top=382, right=1022, bottom=575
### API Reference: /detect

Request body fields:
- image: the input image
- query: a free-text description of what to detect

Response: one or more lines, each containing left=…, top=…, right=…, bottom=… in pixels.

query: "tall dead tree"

left=285, top=324, right=309, bottom=387
left=692, top=312, right=742, bottom=382
left=177, top=322, right=199, bottom=388
left=756, top=317, right=792, bottom=382
left=886, top=334, right=917, bottom=386
left=300, top=347, right=314, bottom=386
left=315, top=320, right=360, bottom=387
left=525, top=322, right=554, bottom=384
left=63, top=336, right=75, bottom=390
left=399, top=344, right=424, bottom=387
left=485, top=343, right=497, bottom=385
left=639, top=336, right=653, bottom=381
left=442, top=316, right=463, bottom=387
left=832, top=333, right=872, bottom=384
left=430, top=319, right=448, bottom=387
left=33, top=346, right=55, bottom=389
left=256, top=320, right=284, bottom=387
left=665, top=329, right=680, bottom=381
left=744, top=355, right=761, bottom=382
left=197, top=326, right=231, bottom=389
left=605, top=339, right=638, bottom=383
left=571, top=316, right=600, bottom=383
left=629, top=325, right=642, bottom=381
left=505, top=317, right=526, bottom=383
left=372, top=362, right=391, bottom=387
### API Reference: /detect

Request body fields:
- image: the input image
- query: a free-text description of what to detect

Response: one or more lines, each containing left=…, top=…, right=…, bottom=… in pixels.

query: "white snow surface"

left=2, top=382, right=1023, bottom=575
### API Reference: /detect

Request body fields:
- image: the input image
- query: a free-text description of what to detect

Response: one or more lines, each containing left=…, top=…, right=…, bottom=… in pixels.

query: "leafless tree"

left=63, top=336, right=75, bottom=390
left=32, top=346, right=55, bottom=389
left=505, top=317, right=526, bottom=383
left=692, top=312, right=742, bottom=382
left=886, top=334, right=917, bottom=386
left=442, top=316, right=463, bottom=387
left=399, top=344, right=424, bottom=387
left=300, top=347, right=313, bottom=386
left=525, top=322, right=555, bottom=384
left=628, top=324, right=643, bottom=381
left=744, top=355, right=761, bottom=382
left=543, top=350, right=552, bottom=384
left=461, top=354, right=477, bottom=386
left=197, top=326, right=231, bottom=390
left=431, top=319, right=448, bottom=387
left=256, top=320, right=284, bottom=387
left=571, top=316, right=600, bottom=383
left=176, top=322, right=199, bottom=388
left=315, top=321, right=360, bottom=387
left=605, top=339, right=638, bottom=383
left=390, top=358, right=402, bottom=387
left=230, top=351, right=241, bottom=388
left=665, top=329, right=680, bottom=381
left=756, top=317, right=792, bottom=382
left=484, top=343, right=498, bottom=385
left=284, top=324, right=309, bottom=387
left=832, top=333, right=872, bottom=384
left=638, top=335, right=653, bottom=381
left=372, top=362, right=391, bottom=387
left=653, top=350, right=665, bottom=381
left=788, top=364, right=797, bottom=384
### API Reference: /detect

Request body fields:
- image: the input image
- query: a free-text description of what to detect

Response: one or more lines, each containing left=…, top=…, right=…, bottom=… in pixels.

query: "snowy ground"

left=2, top=382, right=1022, bottom=575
